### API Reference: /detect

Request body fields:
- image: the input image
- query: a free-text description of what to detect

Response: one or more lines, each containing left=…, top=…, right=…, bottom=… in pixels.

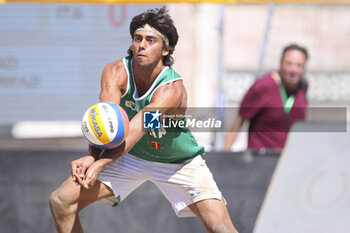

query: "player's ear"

left=162, top=47, right=169, bottom=57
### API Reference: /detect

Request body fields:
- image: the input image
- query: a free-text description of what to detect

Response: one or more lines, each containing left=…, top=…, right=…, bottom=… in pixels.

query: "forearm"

left=88, top=144, right=105, bottom=160
left=224, top=132, right=239, bottom=151
left=223, top=114, right=245, bottom=151
left=97, top=117, right=146, bottom=166
left=86, top=140, right=128, bottom=167
left=97, top=141, right=128, bottom=164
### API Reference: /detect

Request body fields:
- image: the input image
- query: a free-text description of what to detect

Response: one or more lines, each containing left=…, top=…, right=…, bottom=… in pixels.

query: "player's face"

left=131, top=30, right=169, bottom=67
left=279, top=50, right=307, bottom=90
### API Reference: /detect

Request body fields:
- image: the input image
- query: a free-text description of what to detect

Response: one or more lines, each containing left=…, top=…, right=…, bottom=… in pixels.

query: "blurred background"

left=0, top=1, right=349, bottom=233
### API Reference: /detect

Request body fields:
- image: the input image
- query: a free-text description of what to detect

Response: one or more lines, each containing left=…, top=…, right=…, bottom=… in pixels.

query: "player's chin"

left=136, top=60, right=154, bottom=68
left=134, top=59, right=148, bottom=66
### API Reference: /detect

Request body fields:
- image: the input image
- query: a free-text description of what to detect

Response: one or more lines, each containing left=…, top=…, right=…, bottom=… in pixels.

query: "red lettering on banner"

left=109, top=5, right=127, bottom=27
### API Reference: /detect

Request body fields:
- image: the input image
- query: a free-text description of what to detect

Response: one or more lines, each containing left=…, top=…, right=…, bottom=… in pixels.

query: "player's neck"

left=133, top=58, right=165, bottom=77
left=133, top=60, right=165, bottom=96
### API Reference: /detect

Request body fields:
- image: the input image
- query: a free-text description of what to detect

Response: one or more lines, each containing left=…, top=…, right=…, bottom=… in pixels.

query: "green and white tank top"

left=120, top=56, right=204, bottom=163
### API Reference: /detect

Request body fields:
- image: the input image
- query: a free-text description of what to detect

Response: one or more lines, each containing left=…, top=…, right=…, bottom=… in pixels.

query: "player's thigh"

left=189, top=198, right=234, bottom=228
left=54, top=176, right=114, bottom=211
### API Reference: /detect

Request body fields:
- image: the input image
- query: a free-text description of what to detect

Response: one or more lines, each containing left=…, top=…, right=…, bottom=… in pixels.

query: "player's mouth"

left=137, top=53, right=147, bottom=58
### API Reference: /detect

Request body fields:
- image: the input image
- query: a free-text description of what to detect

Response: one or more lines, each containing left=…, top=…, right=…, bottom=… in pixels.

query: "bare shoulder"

left=151, top=79, right=187, bottom=109
left=102, top=59, right=127, bottom=81
left=99, top=59, right=129, bottom=102
left=155, top=79, right=185, bottom=98
left=101, top=59, right=128, bottom=93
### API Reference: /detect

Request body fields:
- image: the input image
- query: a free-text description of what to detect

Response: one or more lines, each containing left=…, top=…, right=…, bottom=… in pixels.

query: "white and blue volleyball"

left=81, top=102, right=129, bottom=150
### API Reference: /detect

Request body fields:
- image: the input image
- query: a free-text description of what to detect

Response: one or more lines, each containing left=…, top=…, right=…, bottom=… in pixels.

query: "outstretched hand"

left=71, top=155, right=95, bottom=187
left=79, top=161, right=105, bottom=189
left=71, top=143, right=126, bottom=189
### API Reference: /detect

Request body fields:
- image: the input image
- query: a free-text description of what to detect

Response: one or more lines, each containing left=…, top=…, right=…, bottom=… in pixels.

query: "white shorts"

left=98, top=153, right=223, bottom=217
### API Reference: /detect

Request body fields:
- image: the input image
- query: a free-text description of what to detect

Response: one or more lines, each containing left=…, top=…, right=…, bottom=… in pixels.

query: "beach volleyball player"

left=49, top=7, right=238, bottom=233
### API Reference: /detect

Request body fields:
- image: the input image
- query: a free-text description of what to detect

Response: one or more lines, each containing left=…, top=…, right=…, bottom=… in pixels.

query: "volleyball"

left=81, top=102, right=129, bottom=150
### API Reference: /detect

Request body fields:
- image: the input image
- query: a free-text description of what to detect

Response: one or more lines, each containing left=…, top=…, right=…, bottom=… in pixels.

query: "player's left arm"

left=148, top=79, right=186, bottom=116
left=80, top=80, right=185, bottom=189
left=98, top=79, right=185, bottom=160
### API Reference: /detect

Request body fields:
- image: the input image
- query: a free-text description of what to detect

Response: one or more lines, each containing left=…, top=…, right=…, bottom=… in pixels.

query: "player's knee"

left=49, top=189, right=76, bottom=217
left=49, top=190, right=64, bottom=212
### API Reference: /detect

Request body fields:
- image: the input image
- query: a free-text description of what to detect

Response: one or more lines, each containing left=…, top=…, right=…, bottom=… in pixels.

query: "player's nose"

left=139, top=39, right=147, bottom=50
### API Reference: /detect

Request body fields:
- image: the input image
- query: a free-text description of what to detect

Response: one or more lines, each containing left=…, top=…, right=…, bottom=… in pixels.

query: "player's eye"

left=134, top=36, right=142, bottom=42
left=148, top=38, right=156, bottom=44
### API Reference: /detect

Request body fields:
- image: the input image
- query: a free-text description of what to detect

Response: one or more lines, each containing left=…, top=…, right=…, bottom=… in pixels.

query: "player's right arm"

left=72, top=59, right=128, bottom=185
left=93, top=59, right=129, bottom=154
left=89, top=59, right=128, bottom=158
left=99, top=60, right=127, bottom=105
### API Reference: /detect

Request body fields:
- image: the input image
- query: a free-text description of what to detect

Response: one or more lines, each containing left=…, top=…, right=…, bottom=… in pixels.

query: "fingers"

left=71, top=160, right=79, bottom=184
left=80, top=178, right=90, bottom=190
left=70, top=156, right=100, bottom=189
left=71, top=168, right=89, bottom=189
left=82, top=170, right=96, bottom=189
left=81, top=164, right=102, bottom=189
left=79, top=165, right=87, bottom=179
left=71, top=160, right=85, bottom=186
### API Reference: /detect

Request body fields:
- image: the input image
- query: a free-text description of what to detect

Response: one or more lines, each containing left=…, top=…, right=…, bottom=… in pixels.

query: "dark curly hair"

left=128, top=6, right=179, bottom=67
